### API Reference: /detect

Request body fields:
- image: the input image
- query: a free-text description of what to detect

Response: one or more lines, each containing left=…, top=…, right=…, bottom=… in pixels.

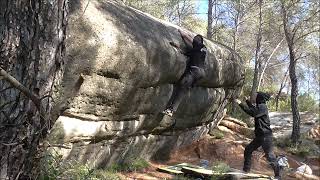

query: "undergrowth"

left=39, top=150, right=149, bottom=180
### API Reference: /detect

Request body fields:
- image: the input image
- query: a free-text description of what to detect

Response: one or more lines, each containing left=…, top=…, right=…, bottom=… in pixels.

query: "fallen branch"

left=0, top=67, right=40, bottom=109
left=45, top=143, right=72, bottom=149
left=222, top=116, right=248, bottom=127
left=219, top=120, right=254, bottom=138
left=217, top=125, right=235, bottom=134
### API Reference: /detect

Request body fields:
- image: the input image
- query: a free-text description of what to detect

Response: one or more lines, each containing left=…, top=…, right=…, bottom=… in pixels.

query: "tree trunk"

left=207, top=0, right=214, bottom=39
left=0, top=0, right=68, bottom=179
left=288, top=45, right=301, bottom=144
left=275, top=68, right=289, bottom=111
left=250, top=60, right=261, bottom=102
left=229, top=0, right=242, bottom=114
left=250, top=0, right=263, bottom=102
left=280, top=0, right=301, bottom=145
left=213, top=0, right=218, bottom=40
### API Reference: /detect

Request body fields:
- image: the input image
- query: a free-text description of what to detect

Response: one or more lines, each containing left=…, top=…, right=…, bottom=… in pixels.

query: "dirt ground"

left=121, top=132, right=320, bottom=180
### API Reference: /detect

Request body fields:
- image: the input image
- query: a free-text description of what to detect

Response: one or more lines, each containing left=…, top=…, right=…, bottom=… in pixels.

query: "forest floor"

left=120, top=133, right=319, bottom=179
left=119, top=113, right=320, bottom=180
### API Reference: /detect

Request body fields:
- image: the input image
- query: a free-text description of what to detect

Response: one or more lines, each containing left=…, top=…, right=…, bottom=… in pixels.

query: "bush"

left=275, top=136, right=292, bottom=148
left=297, top=93, right=318, bottom=112
left=39, top=150, right=66, bottom=179
left=91, top=170, right=122, bottom=180
left=267, top=98, right=291, bottom=112
left=108, top=158, right=150, bottom=172
left=39, top=150, right=121, bottom=180
left=268, top=92, right=319, bottom=112
left=63, top=164, right=94, bottom=180
left=212, top=161, right=230, bottom=174
left=211, top=161, right=230, bottom=180
left=275, top=135, right=319, bottom=158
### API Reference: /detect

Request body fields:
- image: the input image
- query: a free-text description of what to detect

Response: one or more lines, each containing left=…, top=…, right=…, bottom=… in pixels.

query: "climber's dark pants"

left=166, top=66, right=205, bottom=112
left=243, top=135, right=280, bottom=177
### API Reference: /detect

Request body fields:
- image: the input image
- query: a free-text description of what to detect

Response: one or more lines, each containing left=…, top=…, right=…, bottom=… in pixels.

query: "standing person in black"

left=235, top=92, right=281, bottom=179
left=163, top=29, right=206, bottom=117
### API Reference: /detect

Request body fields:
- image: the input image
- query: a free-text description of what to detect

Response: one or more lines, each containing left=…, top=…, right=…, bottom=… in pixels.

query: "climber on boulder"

left=235, top=92, right=282, bottom=179
left=163, top=29, right=207, bottom=117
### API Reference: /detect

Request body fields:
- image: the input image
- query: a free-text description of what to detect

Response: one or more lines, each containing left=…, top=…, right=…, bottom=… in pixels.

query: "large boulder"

left=48, top=0, right=244, bottom=167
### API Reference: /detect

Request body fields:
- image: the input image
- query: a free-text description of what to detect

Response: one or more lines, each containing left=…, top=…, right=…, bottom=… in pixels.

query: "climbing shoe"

left=162, top=109, right=173, bottom=117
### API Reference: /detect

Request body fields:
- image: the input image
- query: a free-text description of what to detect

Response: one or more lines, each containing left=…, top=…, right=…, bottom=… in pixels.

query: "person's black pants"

left=166, top=66, right=204, bottom=112
left=243, top=135, right=280, bottom=177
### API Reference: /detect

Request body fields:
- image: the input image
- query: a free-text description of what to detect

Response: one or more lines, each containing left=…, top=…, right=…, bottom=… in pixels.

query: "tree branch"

left=0, top=100, right=15, bottom=111
left=301, top=9, right=320, bottom=24
left=295, top=54, right=309, bottom=62
left=0, top=67, right=40, bottom=109
left=292, top=7, right=319, bottom=40
left=0, top=86, right=14, bottom=93
left=258, top=38, right=285, bottom=90
left=295, top=28, right=320, bottom=43
left=269, top=61, right=289, bottom=68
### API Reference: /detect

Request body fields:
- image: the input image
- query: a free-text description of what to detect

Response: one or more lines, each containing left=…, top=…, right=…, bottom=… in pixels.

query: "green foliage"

left=90, top=170, right=122, bottom=180
left=40, top=151, right=149, bottom=179
left=267, top=98, right=291, bottom=112
left=242, top=69, right=254, bottom=98
left=297, top=93, right=318, bottom=112
left=212, top=161, right=230, bottom=174
left=267, top=92, right=318, bottom=112
left=124, top=0, right=169, bottom=20
left=287, top=146, right=312, bottom=158
left=108, top=158, right=150, bottom=172
left=210, top=129, right=225, bottom=139
left=211, top=161, right=231, bottom=180
left=249, top=83, right=318, bottom=113
left=39, top=150, right=65, bottom=179
left=275, top=136, right=292, bottom=148
left=63, top=164, right=95, bottom=180
left=183, top=17, right=207, bottom=36
left=261, top=85, right=278, bottom=95
left=39, top=150, right=121, bottom=180
left=124, top=0, right=206, bottom=34
left=275, top=135, right=319, bottom=158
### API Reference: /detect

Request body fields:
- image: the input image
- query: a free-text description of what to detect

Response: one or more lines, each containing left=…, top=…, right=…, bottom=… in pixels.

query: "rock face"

left=48, top=0, right=244, bottom=168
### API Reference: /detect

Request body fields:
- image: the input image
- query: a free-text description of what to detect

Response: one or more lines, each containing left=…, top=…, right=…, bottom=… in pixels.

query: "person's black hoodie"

left=239, top=92, right=272, bottom=137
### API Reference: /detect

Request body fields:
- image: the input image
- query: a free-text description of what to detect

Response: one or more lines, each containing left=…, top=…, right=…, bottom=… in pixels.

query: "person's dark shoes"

left=243, top=167, right=250, bottom=173
left=274, top=176, right=281, bottom=180
left=272, top=164, right=282, bottom=180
